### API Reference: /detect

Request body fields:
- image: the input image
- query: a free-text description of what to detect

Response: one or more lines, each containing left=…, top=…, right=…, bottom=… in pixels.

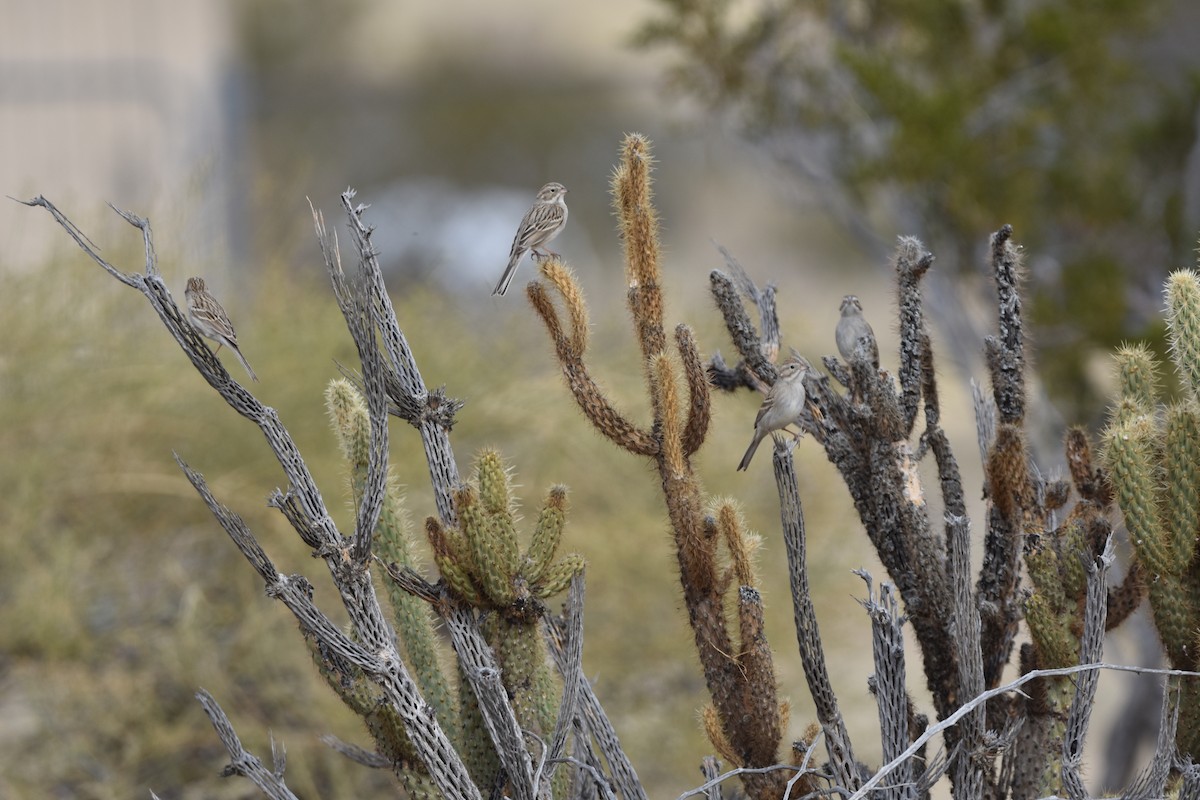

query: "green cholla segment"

left=1025, top=593, right=1076, bottom=671
left=476, top=448, right=512, bottom=515
left=1025, top=544, right=1066, bottom=612
left=492, top=616, right=561, bottom=735
left=326, top=388, right=588, bottom=791
left=1165, top=403, right=1200, bottom=566
left=1057, top=523, right=1090, bottom=602
left=326, top=379, right=373, bottom=473
left=1114, top=343, right=1159, bottom=408
left=455, top=667, right=501, bottom=789
left=1036, top=677, right=1075, bottom=797
left=324, top=379, right=455, bottom=775
left=526, top=486, right=568, bottom=583
left=306, top=629, right=427, bottom=773
left=1024, top=524, right=1086, bottom=671
left=537, top=553, right=587, bottom=597
left=1168, top=270, right=1200, bottom=399
left=1106, top=419, right=1169, bottom=578
left=431, top=450, right=585, bottom=749
left=1102, top=271, right=1200, bottom=758
left=458, top=487, right=519, bottom=605
left=439, top=452, right=584, bottom=611
left=1105, top=411, right=1197, bottom=668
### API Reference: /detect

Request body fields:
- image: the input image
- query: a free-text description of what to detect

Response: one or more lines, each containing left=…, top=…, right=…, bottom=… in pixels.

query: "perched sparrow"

left=185, top=276, right=258, bottom=382
left=494, top=182, right=569, bottom=296
left=836, top=294, right=879, bottom=369
left=737, top=358, right=810, bottom=471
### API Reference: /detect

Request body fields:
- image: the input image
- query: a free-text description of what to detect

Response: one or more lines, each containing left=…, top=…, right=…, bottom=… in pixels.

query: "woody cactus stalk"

left=305, top=378, right=451, bottom=797
left=326, top=379, right=454, bottom=720
left=1101, top=270, right=1200, bottom=756
left=528, top=133, right=789, bottom=800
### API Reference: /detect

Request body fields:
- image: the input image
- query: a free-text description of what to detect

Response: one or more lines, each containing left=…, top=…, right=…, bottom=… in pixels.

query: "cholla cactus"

left=1101, top=270, right=1200, bottom=755
left=426, top=449, right=584, bottom=738
left=528, top=134, right=791, bottom=800
left=326, top=385, right=587, bottom=789
left=1020, top=427, right=1117, bottom=794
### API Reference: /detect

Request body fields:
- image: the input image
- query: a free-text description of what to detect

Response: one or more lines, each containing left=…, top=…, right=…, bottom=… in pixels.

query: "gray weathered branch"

left=195, top=689, right=299, bottom=800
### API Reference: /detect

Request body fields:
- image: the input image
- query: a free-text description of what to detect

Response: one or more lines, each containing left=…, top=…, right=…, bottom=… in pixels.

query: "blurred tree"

left=636, top=0, right=1200, bottom=422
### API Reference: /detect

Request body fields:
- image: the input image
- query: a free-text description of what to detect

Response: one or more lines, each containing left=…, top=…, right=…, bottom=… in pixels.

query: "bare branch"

left=947, top=511, right=987, bottom=797
left=333, top=191, right=464, bottom=524
left=1061, top=539, right=1114, bottom=798
left=17, top=195, right=142, bottom=286
left=552, top=756, right=620, bottom=800
left=699, top=756, right=724, bottom=800
left=1177, top=755, right=1200, bottom=800
left=545, top=619, right=647, bottom=800
left=676, top=762, right=835, bottom=800
left=1125, top=676, right=1182, bottom=800
left=179, top=425, right=478, bottom=800
left=859, top=578, right=916, bottom=800
left=175, top=454, right=279, bottom=584
left=971, top=380, right=997, bottom=497
left=544, top=574, right=586, bottom=783
left=772, top=441, right=860, bottom=790
left=312, top=203, right=389, bottom=563
left=319, top=735, right=391, bottom=769
left=441, top=602, right=537, bottom=800
left=195, top=689, right=299, bottom=800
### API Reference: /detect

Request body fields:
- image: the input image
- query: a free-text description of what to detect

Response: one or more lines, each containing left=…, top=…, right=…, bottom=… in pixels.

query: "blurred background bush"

left=2, top=0, right=1199, bottom=796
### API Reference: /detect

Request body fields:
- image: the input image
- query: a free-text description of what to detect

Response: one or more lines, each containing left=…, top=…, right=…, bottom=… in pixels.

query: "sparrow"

left=494, top=182, right=569, bottom=296
left=185, top=276, right=259, bottom=382
left=737, top=358, right=810, bottom=471
left=836, top=294, right=879, bottom=369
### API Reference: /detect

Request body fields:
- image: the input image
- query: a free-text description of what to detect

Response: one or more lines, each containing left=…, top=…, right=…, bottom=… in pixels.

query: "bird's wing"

left=514, top=202, right=565, bottom=252
left=192, top=295, right=238, bottom=342
left=752, top=394, right=774, bottom=429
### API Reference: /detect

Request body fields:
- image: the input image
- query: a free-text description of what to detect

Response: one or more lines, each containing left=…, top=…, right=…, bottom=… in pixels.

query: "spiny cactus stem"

left=528, top=281, right=658, bottom=457
left=1167, top=270, right=1200, bottom=399
left=895, top=237, right=933, bottom=433
left=676, top=324, right=713, bottom=457
left=989, top=224, right=1026, bottom=424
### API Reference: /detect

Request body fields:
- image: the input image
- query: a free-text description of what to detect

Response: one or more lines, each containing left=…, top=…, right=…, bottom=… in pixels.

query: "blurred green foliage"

left=636, top=0, right=1200, bottom=421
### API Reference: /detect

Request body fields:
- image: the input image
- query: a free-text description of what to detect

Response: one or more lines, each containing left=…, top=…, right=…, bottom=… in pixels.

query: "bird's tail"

left=493, top=253, right=522, bottom=296
left=231, top=345, right=259, bottom=382
left=736, top=435, right=761, bottom=472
